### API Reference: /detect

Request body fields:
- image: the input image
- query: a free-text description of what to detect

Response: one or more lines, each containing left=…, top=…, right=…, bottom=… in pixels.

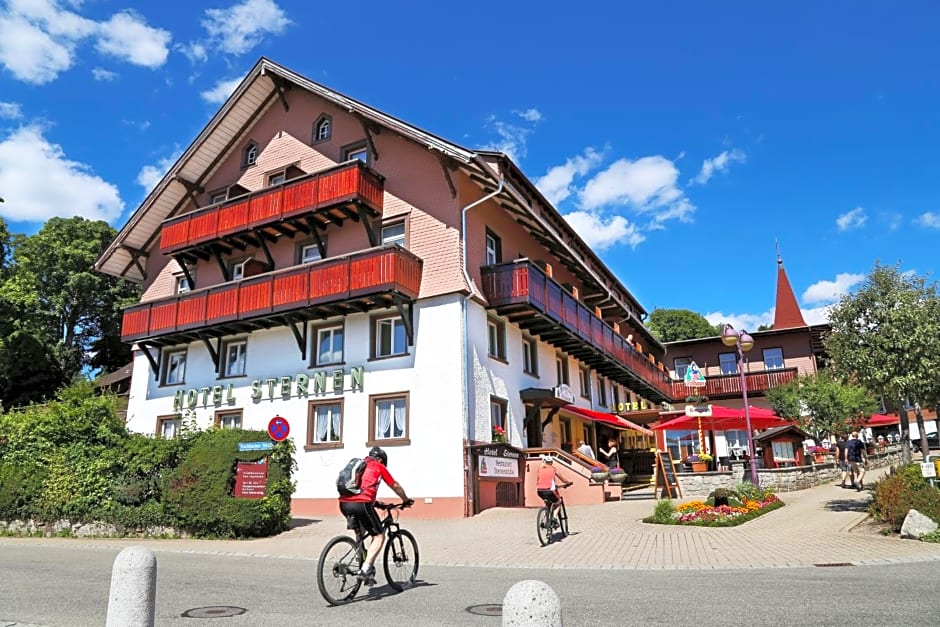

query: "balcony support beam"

left=358, top=204, right=379, bottom=247
left=437, top=154, right=458, bottom=198
left=202, top=337, right=221, bottom=373
left=138, top=343, right=160, bottom=381
left=174, top=176, right=205, bottom=209
left=268, top=73, right=291, bottom=112
left=353, top=113, right=380, bottom=161
left=541, top=407, right=560, bottom=429
left=392, top=296, right=415, bottom=346
left=173, top=256, right=196, bottom=291
left=308, top=227, right=326, bottom=260
left=254, top=229, right=276, bottom=271
left=287, top=317, right=308, bottom=361
left=120, top=244, right=149, bottom=281
left=214, top=250, right=231, bottom=282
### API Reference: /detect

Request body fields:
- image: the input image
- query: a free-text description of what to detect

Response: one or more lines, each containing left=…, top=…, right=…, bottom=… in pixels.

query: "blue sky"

left=1, top=0, right=939, bottom=332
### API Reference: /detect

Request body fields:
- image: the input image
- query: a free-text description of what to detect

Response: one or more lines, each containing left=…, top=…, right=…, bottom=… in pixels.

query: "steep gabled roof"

left=94, top=58, right=663, bottom=351
left=773, top=249, right=807, bottom=329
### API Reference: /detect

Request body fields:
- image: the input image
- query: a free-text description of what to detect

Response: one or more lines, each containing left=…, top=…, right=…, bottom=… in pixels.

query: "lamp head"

left=739, top=331, right=755, bottom=352
left=720, top=324, right=739, bottom=347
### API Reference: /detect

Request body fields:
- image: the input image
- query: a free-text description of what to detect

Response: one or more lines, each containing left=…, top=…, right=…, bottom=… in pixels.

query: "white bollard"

left=106, top=546, right=157, bottom=627
left=502, top=579, right=562, bottom=626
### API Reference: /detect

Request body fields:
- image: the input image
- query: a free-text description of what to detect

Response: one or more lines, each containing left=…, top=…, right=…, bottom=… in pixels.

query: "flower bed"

left=644, top=484, right=785, bottom=527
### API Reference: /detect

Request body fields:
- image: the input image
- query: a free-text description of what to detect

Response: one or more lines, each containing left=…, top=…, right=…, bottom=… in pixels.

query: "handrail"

left=525, top=448, right=604, bottom=475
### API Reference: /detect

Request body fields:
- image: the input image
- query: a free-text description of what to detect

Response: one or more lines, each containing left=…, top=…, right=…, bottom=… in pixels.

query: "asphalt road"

left=2, top=543, right=939, bottom=626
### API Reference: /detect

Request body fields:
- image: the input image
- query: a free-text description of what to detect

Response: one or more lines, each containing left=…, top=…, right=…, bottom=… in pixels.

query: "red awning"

left=866, top=413, right=900, bottom=427
left=562, top=405, right=654, bottom=436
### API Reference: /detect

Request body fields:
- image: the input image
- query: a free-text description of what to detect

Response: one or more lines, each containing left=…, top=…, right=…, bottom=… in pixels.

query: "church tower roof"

left=773, top=244, right=807, bottom=329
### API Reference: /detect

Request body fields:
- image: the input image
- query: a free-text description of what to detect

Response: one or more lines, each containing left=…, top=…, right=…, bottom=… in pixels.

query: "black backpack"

left=336, top=457, right=367, bottom=496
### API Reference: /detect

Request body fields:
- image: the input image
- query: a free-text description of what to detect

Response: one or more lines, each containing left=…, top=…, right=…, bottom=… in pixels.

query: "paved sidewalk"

left=4, top=465, right=940, bottom=571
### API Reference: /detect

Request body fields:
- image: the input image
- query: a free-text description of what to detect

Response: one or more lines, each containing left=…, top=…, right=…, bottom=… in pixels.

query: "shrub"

left=649, top=499, right=677, bottom=524
left=869, top=463, right=940, bottom=532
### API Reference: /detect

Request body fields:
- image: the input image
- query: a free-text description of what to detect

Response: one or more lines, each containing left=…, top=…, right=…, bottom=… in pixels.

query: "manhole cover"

left=182, top=606, right=247, bottom=618
left=467, top=604, right=503, bottom=616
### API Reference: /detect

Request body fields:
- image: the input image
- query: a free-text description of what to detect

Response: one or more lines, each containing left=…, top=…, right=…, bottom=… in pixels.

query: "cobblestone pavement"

left=4, top=466, right=940, bottom=572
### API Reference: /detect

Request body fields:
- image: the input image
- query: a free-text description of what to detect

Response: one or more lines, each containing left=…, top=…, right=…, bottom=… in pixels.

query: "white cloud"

left=136, top=149, right=183, bottom=194
left=202, top=0, right=291, bottom=55
left=836, top=206, right=867, bottom=231
left=0, top=1, right=167, bottom=84
left=0, top=124, right=123, bottom=222
left=92, top=67, right=117, bottom=81
left=800, top=305, right=832, bottom=325
left=482, top=115, right=535, bottom=163
left=95, top=11, right=171, bottom=68
left=515, top=108, right=542, bottom=122
left=704, top=309, right=774, bottom=333
left=561, top=210, right=644, bottom=250
left=177, top=41, right=208, bottom=64
left=915, top=212, right=940, bottom=229
left=801, top=273, right=865, bottom=305
left=200, top=76, right=244, bottom=104
left=692, top=148, right=746, bottom=184
left=534, top=147, right=603, bottom=206
left=0, top=102, right=23, bottom=119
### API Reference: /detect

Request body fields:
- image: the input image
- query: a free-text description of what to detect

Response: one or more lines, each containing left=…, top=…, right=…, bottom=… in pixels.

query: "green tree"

left=766, top=371, right=878, bottom=442
left=824, top=262, right=940, bottom=462
left=0, top=217, right=140, bottom=384
left=647, top=308, right=719, bottom=342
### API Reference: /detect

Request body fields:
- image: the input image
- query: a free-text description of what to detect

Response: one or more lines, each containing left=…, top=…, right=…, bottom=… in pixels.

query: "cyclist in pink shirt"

left=535, top=455, right=572, bottom=517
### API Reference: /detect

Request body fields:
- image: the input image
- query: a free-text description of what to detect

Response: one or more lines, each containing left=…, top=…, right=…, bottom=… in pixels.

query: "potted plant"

left=687, top=452, right=712, bottom=472
left=708, top=488, right=733, bottom=507
left=492, top=425, right=506, bottom=443
left=608, top=466, right=627, bottom=483
left=590, top=466, right=610, bottom=483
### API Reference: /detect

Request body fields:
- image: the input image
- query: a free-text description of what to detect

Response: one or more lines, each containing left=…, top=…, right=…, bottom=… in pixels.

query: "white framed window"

left=209, top=190, right=228, bottom=204
left=555, top=354, right=570, bottom=386
left=485, top=229, right=501, bottom=265
left=579, top=367, right=591, bottom=399
left=373, top=316, right=407, bottom=358
left=315, top=324, right=344, bottom=366
left=222, top=340, right=247, bottom=377
left=522, top=337, right=538, bottom=375
left=313, top=116, right=332, bottom=143
left=301, top=243, right=322, bottom=264
left=308, top=401, right=343, bottom=445
left=674, top=357, right=692, bottom=379
left=175, top=276, right=191, bottom=294
left=597, top=376, right=608, bottom=407
left=162, top=349, right=186, bottom=386
left=370, top=393, right=408, bottom=443
left=719, top=352, right=738, bottom=375
left=381, top=222, right=405, bottom=247
left=490, top=397, right=507, bottom=441
left=487, top=317, right=506, bottom=360
left=215, top=410, right=242, bottom=429
left=344, top=143, right=369, bottom=163
left=268, top=171, right=286, bottom=186
left=243, top=143, right=258, bottom=167
left=763, top=347, right=784, bottom=370
left=231, top=260, right=248, bottom=281
left=612, top=385, right=620, bottom=409
left=157, top=415, right=180, bottom=439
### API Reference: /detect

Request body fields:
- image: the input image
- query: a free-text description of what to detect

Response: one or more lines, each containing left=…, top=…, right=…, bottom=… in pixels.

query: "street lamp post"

left=721, top=324, right=759, bottom=486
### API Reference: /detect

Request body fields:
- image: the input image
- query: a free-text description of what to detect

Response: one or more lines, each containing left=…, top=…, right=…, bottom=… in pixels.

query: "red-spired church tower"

left=773, top=246, right=807, bottom=329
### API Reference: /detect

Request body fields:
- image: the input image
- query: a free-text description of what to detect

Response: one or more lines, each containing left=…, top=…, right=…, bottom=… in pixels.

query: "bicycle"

left=536, top=483, right=571, bottom=546
left=316, top=502, right=419, bottom=605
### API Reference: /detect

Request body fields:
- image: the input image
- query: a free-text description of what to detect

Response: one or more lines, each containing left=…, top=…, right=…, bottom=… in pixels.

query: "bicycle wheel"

left=317, top=535, right=363, bottom=606
left=558, top=501, right=569, bottom=537
left=536, top=507, right=552, bottom=546
left=383, top=529, right=420, bottom=592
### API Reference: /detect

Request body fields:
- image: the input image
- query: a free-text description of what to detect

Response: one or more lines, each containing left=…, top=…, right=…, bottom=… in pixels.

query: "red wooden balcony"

left=159, top=160, right=384, bottom=259
left=481, top=260, right=674, bottom=403
left=670, top=367, right=799, bottom=400
left=121, top=245, right=421, bottom=343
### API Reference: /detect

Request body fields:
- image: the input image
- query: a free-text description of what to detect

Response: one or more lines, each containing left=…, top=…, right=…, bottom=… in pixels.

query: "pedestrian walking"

left=846, top=431, right=868, bottom=491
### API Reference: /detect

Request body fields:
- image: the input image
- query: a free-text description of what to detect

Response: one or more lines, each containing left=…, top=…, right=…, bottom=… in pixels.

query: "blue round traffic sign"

left=268, top=415, right=290, bottom=442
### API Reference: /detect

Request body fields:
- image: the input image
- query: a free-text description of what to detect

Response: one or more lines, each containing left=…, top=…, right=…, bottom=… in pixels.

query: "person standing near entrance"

left=576, top=439, right=595, bottom=460
left=846, top=431, right=868, bottom=491
left=600, top=437, right=620, bottom=470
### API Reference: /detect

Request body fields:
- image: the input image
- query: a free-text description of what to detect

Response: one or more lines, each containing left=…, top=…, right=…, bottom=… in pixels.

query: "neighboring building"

left=95, top=58, right=674, bottom=518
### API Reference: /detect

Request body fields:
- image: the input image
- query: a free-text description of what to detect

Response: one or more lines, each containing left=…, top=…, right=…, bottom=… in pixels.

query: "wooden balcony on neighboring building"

left=670, top=367, right=799, bottom=400
left=121, top=245, right=422, bottom=345
left=159, top=160, right=385, bottom=262
left=481, top=260, right=674, bottom=403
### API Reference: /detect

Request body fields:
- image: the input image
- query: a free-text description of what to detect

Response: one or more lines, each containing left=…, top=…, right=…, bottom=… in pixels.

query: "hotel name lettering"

left=616, top=401, right=649, bottom=412
left=173, top=367, right=365, bottom=410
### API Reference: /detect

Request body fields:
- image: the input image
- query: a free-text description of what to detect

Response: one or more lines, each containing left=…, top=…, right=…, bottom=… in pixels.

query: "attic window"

left=313, top=115, right=332, bottom=143
left=243, top=142, right=258, bottom=168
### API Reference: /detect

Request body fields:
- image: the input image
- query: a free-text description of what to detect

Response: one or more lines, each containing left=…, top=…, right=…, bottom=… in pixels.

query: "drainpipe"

left=460, top=175, right=504, bottom=517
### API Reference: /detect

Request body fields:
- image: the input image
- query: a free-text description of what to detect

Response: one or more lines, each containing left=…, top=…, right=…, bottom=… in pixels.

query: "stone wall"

left=0, top=519, right=185, bottom=538
left=674, top=447, right=903, bottom=499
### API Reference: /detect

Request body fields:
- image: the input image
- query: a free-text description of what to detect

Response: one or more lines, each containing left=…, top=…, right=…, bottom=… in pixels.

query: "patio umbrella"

left=865, top=413, right=900, bottom=427
left=652, top=406, right=790, bottom=432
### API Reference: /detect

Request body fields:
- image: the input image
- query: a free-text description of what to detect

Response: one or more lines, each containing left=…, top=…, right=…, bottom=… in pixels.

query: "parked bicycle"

left=536, top=483, right=571, bottom=546
left=316, top=502, right=419, bottom=605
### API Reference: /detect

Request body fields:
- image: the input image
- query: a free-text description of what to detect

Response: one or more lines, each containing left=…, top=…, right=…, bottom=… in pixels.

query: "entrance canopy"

left=563, top=405, right=654, bottom=436
left=652, top=405, right=789, bottom=432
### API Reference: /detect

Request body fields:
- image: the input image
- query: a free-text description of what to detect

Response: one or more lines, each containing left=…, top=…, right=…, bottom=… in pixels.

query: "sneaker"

left=857, top=483, right=864, bottom=492
left=356, top=566, right=376, bottom=586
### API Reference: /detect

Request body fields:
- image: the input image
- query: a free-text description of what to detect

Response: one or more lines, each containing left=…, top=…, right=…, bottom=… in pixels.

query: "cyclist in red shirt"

left=535, top=455, right=571, bottom=517
left=339, top=446, right=413, bottom=585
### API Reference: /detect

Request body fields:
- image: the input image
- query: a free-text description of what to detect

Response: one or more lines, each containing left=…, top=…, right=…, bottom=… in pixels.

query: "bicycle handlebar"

left=375, top=501, right=412, bottom=511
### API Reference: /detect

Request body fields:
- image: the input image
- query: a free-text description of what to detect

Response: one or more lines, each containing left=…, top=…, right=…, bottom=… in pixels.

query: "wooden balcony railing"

left=481, top=260, right=674, bottom=402
left=670, top=367, right=799, bottom=399
left=121, top=245, right=421, bottom=342
left=159, top=160, right=384, bottom=255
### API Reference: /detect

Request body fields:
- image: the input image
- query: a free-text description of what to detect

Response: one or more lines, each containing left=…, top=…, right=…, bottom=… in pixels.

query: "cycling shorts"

left=537, top=489, right=559, bottom=505
left=339, top=501, right=383, bottom=537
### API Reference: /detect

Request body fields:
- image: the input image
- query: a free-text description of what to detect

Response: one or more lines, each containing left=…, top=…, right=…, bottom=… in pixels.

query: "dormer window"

left=243, top=142, right=258, bottom=168
left=313, top=115, right=332, bottom=143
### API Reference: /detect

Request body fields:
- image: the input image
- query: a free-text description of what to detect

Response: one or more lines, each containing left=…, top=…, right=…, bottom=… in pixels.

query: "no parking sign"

left=268, top=415, right=290, bottom=442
